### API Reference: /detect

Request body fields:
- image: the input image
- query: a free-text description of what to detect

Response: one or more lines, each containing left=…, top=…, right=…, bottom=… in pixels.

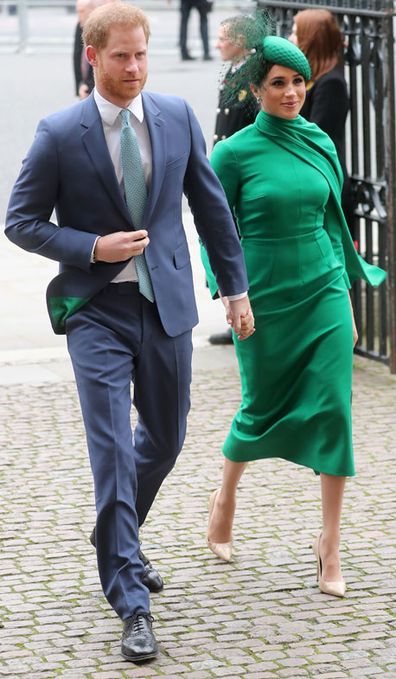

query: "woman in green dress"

left=201, top=36, right=386, bottom=597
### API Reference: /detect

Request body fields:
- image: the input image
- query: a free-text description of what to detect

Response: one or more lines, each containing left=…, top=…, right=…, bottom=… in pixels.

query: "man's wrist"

left=228, top=291, right=248, bottom=301
left=90, top=236, right=100, bottom=264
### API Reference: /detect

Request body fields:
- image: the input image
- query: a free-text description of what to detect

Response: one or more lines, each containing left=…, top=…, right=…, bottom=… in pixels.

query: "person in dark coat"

left=209, top=15, right=261, bottom=345
left=73, top=0, right=97, bottom=98
left=213, top=16, right=260, bottom=145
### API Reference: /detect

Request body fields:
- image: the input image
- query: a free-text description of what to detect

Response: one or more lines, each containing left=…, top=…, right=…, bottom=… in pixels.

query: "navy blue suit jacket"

left=6, top=91, right=248, bottom=335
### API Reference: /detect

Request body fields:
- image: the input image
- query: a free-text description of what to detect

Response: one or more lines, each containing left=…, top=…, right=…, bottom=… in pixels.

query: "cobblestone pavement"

left=0, top=353, right=395, bottom=678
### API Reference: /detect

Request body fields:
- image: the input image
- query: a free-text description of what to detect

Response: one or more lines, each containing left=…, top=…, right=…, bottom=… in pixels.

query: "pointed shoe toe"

left=318, top=578, right=346, bottom=598
left=207, top=538, right=233, bottom=562
left=207, top=489, right=233, bottom=562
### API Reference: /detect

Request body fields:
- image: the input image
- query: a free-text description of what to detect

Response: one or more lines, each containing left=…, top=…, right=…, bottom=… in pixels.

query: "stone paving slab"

left=0, top=354, right=395, bottom=678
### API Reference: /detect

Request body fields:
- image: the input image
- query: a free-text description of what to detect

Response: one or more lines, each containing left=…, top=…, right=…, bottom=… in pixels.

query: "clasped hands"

left=222, top=296, right=255, bottom=341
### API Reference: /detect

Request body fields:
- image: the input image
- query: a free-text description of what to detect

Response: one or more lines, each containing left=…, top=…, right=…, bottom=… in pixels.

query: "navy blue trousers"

left=66, top=283, right=193, bottom=619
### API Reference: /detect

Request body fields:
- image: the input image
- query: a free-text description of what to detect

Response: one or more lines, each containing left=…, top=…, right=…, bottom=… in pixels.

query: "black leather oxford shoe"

left=121, top=613, right=158, bottom=662
left=138, top=549, right=164, bottom=593
left=89, top=528, right=164, bottom=593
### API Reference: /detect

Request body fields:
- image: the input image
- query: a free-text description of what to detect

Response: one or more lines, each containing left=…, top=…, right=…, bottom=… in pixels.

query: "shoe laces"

left=129, top=613, right=154, bottom=634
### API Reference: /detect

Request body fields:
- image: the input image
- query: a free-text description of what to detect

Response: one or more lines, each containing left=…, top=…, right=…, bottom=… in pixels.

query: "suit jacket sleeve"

left=182, top=102, right=248, bottom=298
left=5, top=118, right=97, bottom=270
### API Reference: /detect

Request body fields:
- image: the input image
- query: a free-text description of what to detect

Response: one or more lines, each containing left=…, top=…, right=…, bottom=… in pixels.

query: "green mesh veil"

left=219, top=9, right=275, bottom=52
left=217, top=10, right=275, bottom=115
left=219, top=11, right=311, bottom=111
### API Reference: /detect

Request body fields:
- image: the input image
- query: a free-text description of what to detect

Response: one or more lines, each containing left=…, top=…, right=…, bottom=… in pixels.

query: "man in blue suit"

left=5, top=1, right=253, bottom=662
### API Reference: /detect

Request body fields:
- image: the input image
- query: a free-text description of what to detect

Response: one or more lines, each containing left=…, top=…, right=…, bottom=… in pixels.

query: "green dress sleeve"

left=200, top=140, right=240, bottom=298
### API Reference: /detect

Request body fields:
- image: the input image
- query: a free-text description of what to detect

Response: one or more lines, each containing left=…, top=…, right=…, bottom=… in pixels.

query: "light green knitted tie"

left=120, top=108, right=154, bottom=302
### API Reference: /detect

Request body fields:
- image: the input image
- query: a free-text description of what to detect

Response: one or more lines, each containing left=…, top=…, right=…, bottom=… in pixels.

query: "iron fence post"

left=384, top=8, right=396, bottom=372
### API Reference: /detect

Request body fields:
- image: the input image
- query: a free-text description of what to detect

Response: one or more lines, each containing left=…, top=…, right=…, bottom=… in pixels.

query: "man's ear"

left=86, top=45, right=97, bottom=66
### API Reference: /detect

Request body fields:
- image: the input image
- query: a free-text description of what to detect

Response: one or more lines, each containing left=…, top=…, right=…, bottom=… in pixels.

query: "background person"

left=179, top=0, right=213, bottom=61
left=6, top=1, right=253, bottom=662
left=289, top=8, right=355, bottom=240
left=202, top=36, right=386, bottom=597
left=73, top=0, right=113, bottom=99
left=213, top=15, right=261, bottom=145
left=73, top=0, right=96, bottom=98
left=209, top=13, right=263, bottom=346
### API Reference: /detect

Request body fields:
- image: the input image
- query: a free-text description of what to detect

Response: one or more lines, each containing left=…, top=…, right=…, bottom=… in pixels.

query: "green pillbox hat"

left=262, top=35, right=311, bottom=81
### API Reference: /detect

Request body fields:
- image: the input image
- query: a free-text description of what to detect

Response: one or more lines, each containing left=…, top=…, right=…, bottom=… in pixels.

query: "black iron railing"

left=258, top=0, right=396, bottom=371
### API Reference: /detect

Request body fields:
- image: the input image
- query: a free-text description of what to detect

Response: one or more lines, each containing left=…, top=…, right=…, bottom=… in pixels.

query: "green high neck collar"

left=255, top=109, right=303, bottom=132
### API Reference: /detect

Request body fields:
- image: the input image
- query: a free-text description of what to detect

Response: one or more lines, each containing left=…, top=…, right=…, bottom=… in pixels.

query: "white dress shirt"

left=93, top=88, right=152, bottom=282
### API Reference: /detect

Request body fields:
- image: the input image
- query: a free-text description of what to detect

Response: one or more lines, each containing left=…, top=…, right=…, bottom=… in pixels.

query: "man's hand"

left=226, top=296, right=255, bottom=341
left=94, top=230, right=149, bottom=263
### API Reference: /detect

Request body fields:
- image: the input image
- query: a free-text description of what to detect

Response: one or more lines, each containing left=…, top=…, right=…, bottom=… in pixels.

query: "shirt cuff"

left=227, top=292, right=248, bottom=301
left=90, top=236, right=100, bottom=264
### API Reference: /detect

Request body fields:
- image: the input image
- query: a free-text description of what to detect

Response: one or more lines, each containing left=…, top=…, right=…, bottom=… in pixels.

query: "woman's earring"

left=256, top=96, right=262, bottom=103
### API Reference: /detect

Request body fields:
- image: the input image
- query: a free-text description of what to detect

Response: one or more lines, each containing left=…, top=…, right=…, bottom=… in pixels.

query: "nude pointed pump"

left=207, top=489, right=233, bottom=562
left=312, top=533, right=346, bottom=598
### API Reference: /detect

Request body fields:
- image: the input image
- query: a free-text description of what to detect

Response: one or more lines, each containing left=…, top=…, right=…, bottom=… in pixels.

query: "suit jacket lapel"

left=143, top=93, right=166, bottom=221
left=80, top=95, right=132, bottom=225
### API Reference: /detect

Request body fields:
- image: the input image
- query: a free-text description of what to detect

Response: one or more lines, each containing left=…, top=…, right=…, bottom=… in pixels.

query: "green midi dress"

left=202, top=111, right=386, bottom=477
